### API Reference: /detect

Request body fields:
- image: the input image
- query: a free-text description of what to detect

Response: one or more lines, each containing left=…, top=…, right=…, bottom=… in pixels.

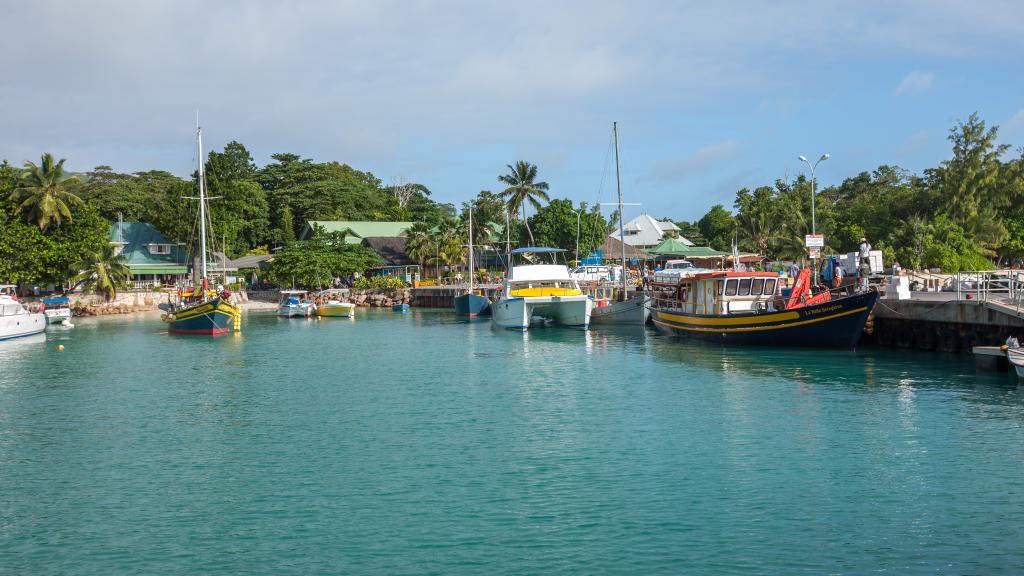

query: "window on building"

left=149, top=244, right=171, bottom=255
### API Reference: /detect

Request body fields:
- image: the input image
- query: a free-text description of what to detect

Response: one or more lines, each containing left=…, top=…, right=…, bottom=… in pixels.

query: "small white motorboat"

left=277, top=290, right=315, bottom=317
left=42, top=296, right=74, bottom=325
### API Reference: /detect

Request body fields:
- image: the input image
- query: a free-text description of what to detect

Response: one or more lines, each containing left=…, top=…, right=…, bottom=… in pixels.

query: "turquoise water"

left=2, top=310, right=1024, bottom=574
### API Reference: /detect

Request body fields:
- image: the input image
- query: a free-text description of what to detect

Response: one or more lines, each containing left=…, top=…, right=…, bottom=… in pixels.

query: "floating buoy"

left=57, top=344, right=65, bottom=351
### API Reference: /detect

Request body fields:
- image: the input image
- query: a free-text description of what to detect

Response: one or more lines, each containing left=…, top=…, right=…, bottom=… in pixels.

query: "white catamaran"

left=491, top=248, right=592, bottom=330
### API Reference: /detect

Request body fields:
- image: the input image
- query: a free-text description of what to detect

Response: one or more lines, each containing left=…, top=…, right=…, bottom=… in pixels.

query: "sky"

left=2, top=0, right=1023, bottom=222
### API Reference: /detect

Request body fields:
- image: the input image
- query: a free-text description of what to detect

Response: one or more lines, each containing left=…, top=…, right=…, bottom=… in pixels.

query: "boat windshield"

left=511, top=248, right=568, bottom=267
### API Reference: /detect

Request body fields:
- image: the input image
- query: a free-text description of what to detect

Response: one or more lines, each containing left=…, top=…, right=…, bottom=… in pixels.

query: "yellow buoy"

left=57, top=344, right=65, bottom=351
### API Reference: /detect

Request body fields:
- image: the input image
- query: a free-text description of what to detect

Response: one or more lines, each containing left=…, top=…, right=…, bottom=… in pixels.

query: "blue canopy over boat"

left=511, top=247, right=566, bottom=254
left=42, top=296, right=70, bottom=304
left=285, top=297, right=301, bottom=305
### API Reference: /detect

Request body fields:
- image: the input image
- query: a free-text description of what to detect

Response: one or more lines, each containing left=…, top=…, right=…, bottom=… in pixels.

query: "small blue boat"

left=454, top=292, right=490, bottom=317
left=392, top=303, right=410, bottom=312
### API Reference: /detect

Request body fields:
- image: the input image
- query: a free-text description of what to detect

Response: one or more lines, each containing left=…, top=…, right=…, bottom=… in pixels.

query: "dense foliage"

left=526, top=198, right=607, bottom=259
left=353, top=275, right=409, bottom=290
left=690, top=113, right=1024, bottom=272
left=265, top=231, right=383, bottom=288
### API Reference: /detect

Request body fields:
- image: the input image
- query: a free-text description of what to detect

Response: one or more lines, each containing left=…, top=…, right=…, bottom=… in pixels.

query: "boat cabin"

left=506, top=248, right=583, bottom=298
left=670, top=271, right=781, bottom=316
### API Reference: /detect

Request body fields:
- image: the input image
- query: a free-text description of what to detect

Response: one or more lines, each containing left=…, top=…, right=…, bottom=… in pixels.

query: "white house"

left=611, top=214, right=693, bottom=248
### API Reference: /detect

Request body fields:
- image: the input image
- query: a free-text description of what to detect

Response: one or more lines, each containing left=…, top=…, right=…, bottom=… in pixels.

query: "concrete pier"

left=412, top=285, right=502, bottom=308
left=870, top=292, right=1024, bottom=352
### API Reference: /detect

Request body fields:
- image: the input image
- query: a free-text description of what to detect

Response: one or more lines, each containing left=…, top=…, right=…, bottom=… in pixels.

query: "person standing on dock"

left=858, top=237, right=872, bottom=291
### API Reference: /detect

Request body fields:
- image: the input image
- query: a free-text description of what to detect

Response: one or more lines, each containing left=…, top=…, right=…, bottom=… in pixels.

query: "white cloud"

left=894, top=71, right=935, bottom=95
left=651, top=140, right=739, bottom=181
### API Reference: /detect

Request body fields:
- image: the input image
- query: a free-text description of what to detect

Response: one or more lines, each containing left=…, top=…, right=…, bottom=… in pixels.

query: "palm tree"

left=12, top=153, right=83, bottom=231
left=737, top=210, right=778, bottom=257
left=74, top=243, right=130, bottom=302
left=498, top=160, right=549, bottom=245
left=405, top=221, right=436, bottom=274
left=428, top=218, right=466, bottom=277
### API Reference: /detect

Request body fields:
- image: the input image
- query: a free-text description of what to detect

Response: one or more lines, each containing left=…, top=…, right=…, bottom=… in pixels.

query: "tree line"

left=0, top=143, right=611, bottom=293
left=676, top=113, right=1024, bottom=272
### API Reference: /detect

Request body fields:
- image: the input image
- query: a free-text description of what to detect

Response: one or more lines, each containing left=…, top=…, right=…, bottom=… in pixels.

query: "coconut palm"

left=74, top=243, right=130, bottom=302
left=12, top=153, right=83, bottom=231
left=737, top=210, right=778, bottom=257
left=404, top=221, right=436, bottom=274
left=498, top=160, right=549, bottom=245
left=429, top=217, right=466, bottom=274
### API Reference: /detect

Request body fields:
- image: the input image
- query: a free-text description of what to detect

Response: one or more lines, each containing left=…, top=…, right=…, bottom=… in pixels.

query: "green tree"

left=498, top=160, right=550, bottom=245
left=74, top=243, right=130, bottom=301
left=527, top=199, right=606, bottom=260
left=0, top=203, right=110, bottom=287
left=404, top=221, right=437, bottom=274
left=266, top=234, right=382, bottom=287
left=696, top=204, right=736, bottom=251
left=76, top=166, right=152, bottom=221
left=11, top=153, right=83, bottom=231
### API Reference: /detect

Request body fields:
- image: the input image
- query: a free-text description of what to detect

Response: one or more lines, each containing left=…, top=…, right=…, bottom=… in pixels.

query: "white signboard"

left=805, top=234, right=824, bottom=247
left=808, top=247, right=821, bottom=259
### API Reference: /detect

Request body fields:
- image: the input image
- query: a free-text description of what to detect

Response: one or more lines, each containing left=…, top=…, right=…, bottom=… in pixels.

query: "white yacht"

left=491, top=248, right=592, bottom=330
left=0, top=285, right=46, bottom=341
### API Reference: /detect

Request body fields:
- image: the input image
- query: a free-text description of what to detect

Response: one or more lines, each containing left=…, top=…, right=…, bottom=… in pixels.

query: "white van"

left=571, top=265, right=621, bottom=283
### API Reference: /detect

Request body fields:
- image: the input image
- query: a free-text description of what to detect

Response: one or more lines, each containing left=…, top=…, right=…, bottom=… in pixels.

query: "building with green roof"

left=299, top=221, right=413, bottom=243
left=109, top=222, right=189, bottom=287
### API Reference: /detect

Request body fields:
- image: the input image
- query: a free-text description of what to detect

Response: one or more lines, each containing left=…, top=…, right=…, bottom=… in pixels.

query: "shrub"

left=353, top=275, right=409, bottom=291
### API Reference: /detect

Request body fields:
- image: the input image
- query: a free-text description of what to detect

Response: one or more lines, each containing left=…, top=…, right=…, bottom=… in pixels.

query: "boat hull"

left=591, top=293, right=650, bottom=325
left=491, top=295, right=592, bottom=330
left=44, top=308, right=73, bottom=324
left=0, top=312, right=46, bottom=340
left=1008, top=349, right=1024, bottom=380
left=316, top=303, right=355, bottom=317
left=454, top=293, right=491, bottom=317
left=165, top=297, right=239, bottom=335
left=652, top=290, right=878, bottom=349
left=277, top=304, right=313, bottom=317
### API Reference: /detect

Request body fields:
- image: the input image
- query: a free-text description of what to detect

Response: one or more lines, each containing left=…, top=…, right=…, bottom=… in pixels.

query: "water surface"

left=2, top=310, right=1023, bottom=574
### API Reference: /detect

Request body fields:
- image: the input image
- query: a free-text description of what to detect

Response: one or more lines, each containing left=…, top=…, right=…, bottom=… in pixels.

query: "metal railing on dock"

left=954, top=270, right=1024, bottom=311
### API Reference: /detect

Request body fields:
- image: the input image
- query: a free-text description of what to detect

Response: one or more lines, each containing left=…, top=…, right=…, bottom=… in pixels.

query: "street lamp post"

left=575, top=208, right=584, bottom=265
left=798, top=153, right=829, bottom=284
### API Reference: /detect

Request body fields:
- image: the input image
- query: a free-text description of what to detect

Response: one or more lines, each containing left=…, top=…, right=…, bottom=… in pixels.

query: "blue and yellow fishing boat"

left=651, top=269, right=878, bottom=349
left=163, top=124, right=241, bottom=336
left=165, top=286, right=240, bottom=335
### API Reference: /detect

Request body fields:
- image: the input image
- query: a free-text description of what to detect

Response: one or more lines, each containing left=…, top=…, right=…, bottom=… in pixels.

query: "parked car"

left=571, top=265, right=621, bottom=283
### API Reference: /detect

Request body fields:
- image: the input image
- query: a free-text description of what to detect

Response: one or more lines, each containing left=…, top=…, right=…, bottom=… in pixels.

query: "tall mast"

left=468, top=208, right=474, bottom=292
left=197, top=124, right=208, bottom=282
left=613, top=122, right=626, bottom=297
left=505, top=209, right=510, bottom=272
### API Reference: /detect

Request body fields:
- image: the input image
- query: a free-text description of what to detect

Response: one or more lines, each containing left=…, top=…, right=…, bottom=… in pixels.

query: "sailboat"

left=162, top=124, right=241, bottom=336
left=590, top=122, right=650, bottom=325
left=454, top=208, right=490, bottom=317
